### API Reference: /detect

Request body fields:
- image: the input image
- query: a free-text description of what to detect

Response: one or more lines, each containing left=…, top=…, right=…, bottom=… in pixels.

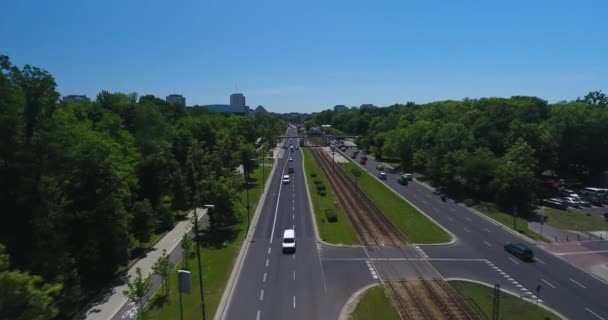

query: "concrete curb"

left=338, top=283, right=381, bottom=320
left=301, top=148, right=362, bottom=248
left=215, top=152, right=279, bottom=320
left=337, top=149, right=457, bottom=246
left=444, top=278, right=568, bottom=320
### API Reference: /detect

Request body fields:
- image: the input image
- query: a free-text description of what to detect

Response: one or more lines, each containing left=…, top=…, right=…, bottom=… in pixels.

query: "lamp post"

left=245, top=157, right=258, bottom=236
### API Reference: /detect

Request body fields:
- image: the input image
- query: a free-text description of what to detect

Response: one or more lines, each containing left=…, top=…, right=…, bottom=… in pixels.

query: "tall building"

left=230, top=93, right=246, bottom=108
left=334, top=105, right=348, bottom=112
left=166, top=94, right=186, bottom=106
left=63, top=95, right=90, bottom=103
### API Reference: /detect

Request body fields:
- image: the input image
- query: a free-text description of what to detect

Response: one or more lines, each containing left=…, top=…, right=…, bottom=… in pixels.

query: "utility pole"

left=492, top=284, right=500, bottom=320
left=189, top=161, right=210, bottom=320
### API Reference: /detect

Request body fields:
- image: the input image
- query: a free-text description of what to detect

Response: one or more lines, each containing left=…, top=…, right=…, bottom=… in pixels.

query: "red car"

left=360, top=159, right=367, bottom=165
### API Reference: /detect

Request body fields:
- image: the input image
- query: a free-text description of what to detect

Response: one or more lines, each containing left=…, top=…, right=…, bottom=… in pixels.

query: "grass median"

left=340, top=160, right=450, bottom=244
left=450, top=280, right=560, bottom=319
left=349, top=286, right=400, bottom=320
left=145, top=162, right=272, bottom=319
left=302, top=149, right=359, bottom=245
left=542, top=207, right=608, bottom=232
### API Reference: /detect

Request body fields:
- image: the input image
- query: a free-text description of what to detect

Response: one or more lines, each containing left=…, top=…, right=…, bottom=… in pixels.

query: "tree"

left=131, top=199, right=155, bottom=246
left=0, top=244, right=62, bottom=320
left=577, top=90, right=608, bottom=107
left=152, top=249, right=172, bottom=296
left=180, top=231, right=193, bottom=269
left=122, top=267, right=151, bottom=320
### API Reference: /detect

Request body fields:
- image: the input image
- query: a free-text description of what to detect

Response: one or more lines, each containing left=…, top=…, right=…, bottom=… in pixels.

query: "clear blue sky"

left=2, top=0, right=607, bottom=113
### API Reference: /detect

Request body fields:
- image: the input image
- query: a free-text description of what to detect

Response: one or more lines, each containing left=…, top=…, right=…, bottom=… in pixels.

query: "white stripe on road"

left=447, top=216, right=454, bottom=221
left=433, top=207, right=439, bottom=212
left=292, top=206, right=295, bottom=211
left=256, top=310, right=261, bottom=320
left=570, top=278, right=587, bottom=288
left=483, top=228, right=491, bottom=233
left=556, top=250, right=608, bottom=256
left=293, top=296, right=296, bottom=309
left=259, top=289, right=264, bottom=301
left=263, top=272, right=267, bottom=283
left=293, top=253, right=296, bottom=260
left=483, top=241, right=492, bottom=247
left=422, top=200, right=428, bottom=204
left=535, top=257, right=546, bottom=264
left=541, top=278, right=556, bottom=288
left=265, top=258, right=269, bottom=267
left=508, top=257, right=520, bottom=265
left=464, top=227, right=471, bottom=232
left=268, top=247, right=271, bottom=255
left=293, top=270, right=296, bottom=281
left=464, top=216, right=472, bottom=222
left=586, top=308, right=606, bottom=320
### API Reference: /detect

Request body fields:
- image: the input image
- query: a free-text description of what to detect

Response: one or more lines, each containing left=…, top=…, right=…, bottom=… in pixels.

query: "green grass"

left=450, top=280, right=560, bottom=320
left=471, top=202, right=545, bottom=241
left=542, top=207, right=608, bottom=232
left=145, top=165, right=270, bottom=319
left=349, top=286, right=401, bottom=320
left=340, top=161, right=451, bottom=244
left=302, top=149, right=359, bottom=245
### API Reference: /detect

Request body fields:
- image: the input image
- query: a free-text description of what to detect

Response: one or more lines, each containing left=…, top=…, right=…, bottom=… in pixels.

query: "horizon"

left=2, top=0, right=606, bottom=113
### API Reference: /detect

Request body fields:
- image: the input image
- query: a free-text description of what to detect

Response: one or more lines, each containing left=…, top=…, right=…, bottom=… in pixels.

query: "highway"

left=347, top=150, right=608, bottom=320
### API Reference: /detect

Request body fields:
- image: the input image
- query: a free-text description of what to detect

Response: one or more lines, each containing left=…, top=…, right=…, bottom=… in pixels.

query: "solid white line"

left=447, top=216, right=454, bottom=221
left=464, top=227, right=471, bottom=232
left=322, top=257, right=488, bottom=262
left=259, top=289, right=264, bottom=301
left=570, top=278, right=587, bottom=288
left=483, top=228, right=491, bottom=233
left=508, top=257, right=520, bottom=265
left=256, top=310, right=261, bottom=320
left=586, top=308, right=606, bottom=320
left=293, top=296, right=296, bottom=309
left=556, top=250, right=608, bottom=256
left=483, top=241, right=492, bottom=247
left=293, top=270, right=296, bottom=281
left=535, top=257, right=546, bottom=264
left=263, top=272, right=267, bottom=283
left=541, top=278, right=556, bottom=288
left=464, top=216, right=472, bottom=222
left=265, top=259, right=269, bottom=267
left=269, top=158, right=290, bottom=243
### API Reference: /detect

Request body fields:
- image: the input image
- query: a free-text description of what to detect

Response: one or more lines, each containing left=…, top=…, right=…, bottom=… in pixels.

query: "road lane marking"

left=556, top=249, right=608, bottom=256
left=433, top=207, right=439, bottom=212
left=586, top=308, right=606, bottom=320
left=268, top=247, right=271, bottom=255
left=464, top=216, right=472, bottom=222
left=292, top=206, right=295, bottom=211
left=541, top=279, right=556, bottom=288
left=263, top=272, right=267, bottom=283
left=449, top=208, right=456, bottom=212
left=293, top=253, right=296, bottom=260
left=508, top=257, right=520, bottom=265
left=265, top=258, right=269, bottom=267
left=447, top=216, right=454, bottom=221
left=256, top=310, right=261, bottom=320
left=464, top=227, right=471, bottom=232
left=259, top=289, right=264, bottom=301
left=293, top=270, right=296, bottom=281
left=269, top=158, right=291, bottom=243
left=535, top=258, right=546, bottom=264
left=570, top=278, right=587, bottom=288
left=483, top=228, right=491, bottom=233
left=483, top=241, right=492, bottom=247
left=293, top=296, right=296, bottom=309
left=293, top=214, right=295, bottom=220
left=422, top=200, right=428, bottom=204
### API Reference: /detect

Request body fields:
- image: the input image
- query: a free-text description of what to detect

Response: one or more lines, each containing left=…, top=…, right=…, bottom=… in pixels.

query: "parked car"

left=562, top=197, right=581, bottom=208
left=378, top=172, right=387, bottom=180
left=504, top=243, right=534, bottom=262
left=376, top=164, right=384, bottom=171
left=542, top=198, right=567, bottom=211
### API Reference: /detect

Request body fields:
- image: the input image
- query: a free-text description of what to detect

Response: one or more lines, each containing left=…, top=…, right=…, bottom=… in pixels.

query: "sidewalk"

left=84, top=208, right=207, bottom=320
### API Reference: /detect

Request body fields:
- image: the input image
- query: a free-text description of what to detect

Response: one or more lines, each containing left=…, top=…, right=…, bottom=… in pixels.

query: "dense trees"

left=307, top=92, right=608, bottom=214
left=0, top=55, right=284, bottom=319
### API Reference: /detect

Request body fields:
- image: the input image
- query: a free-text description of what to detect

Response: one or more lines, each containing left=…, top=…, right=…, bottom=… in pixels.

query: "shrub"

left=316, top=184, right=326, bottom=191
left=463, top=198, right=475, bottom=207
left=325, top=210, right=338, bottom=222
left=311, top=172, right=317, bottom=178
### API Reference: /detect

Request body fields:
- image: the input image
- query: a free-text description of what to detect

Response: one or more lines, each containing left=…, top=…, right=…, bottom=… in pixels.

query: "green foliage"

left=123, top=267, right=151, bottom=320
left=152, top=249, right=173, bottom=296
left=131, top=199, right=156, bottom=245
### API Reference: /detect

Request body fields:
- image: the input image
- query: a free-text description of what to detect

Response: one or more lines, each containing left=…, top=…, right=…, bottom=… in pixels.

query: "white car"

left=282, top=229, right=296, bottom=253
left=282, top=175, right=290, bottom=184
left=288, top=157, right=294, bottom=162
left=563, top=197, right=581, bottom=208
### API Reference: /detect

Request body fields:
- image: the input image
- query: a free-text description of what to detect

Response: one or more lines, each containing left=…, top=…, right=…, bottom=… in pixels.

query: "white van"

left=282, top=229, right=296, bottom=253
left=282, top=175, right=290, bottom=184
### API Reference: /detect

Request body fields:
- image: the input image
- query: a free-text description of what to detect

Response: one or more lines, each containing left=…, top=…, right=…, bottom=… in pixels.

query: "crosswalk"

left=484, top=260, right=542, bottom=303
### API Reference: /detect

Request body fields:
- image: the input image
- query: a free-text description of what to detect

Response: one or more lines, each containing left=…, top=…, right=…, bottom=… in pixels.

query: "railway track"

left=308, top=145, right=479, bottom=320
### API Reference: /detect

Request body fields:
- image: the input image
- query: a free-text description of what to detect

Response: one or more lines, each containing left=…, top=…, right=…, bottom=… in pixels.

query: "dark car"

left=288, top=167, right=294, bottom=173
left=504, top=243, right=534, bottom=262
left=398, top=175, right=409, bottom=185
left=360, top=159, right=367, bottom=165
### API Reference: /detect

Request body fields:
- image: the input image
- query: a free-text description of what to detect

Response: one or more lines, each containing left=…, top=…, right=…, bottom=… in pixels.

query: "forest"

left=0, top=55, right=284, bottom=319
left=305, top=92, right=608, bottom=213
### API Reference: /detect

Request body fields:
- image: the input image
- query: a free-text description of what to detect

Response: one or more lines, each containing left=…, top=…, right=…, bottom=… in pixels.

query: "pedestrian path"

left=84, top=208, right=207, bottom=320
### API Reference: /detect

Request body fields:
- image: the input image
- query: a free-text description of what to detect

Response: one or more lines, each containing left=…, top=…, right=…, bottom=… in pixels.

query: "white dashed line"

left=586, top=308, right=606, bottom=320
left=259, top=289, right=264, bottom=301
left=292, top=206, right=295, bottom=211
left=570, top=278, right=587, bottom=288
left=293, top=270, right=296, bottom=281
left=449, top=208, right=456, bottom=212
left=293, top=214, right=295, bottom=220
left=483, top=228, right=491, bottom=233
left=265, top=259, right=269, bottom=267
left=464, top=216, right=472, bottom=222
left=463, top=227, right=471, bottom=232
left=535, top=258, right=546, bottom=264
left=263, top=272, right=267, bottom=283
left=256, top=310, right=261, bottom=320
left=433, top=207, right=439, bottom=212
left=541, top=279, right=556, bottom=288
left=483, top=241, right=492, bottom=247
left=508, top=257, right=520, bottom=265
left=447, top=216, right=454, bottom=221
left=422, top=200, right=428, bottom=204
left=293, top=253, right=296, bottom=260
left=293, top=296, right=296, bottom=309
left=268, top=247, right=271, bottom=255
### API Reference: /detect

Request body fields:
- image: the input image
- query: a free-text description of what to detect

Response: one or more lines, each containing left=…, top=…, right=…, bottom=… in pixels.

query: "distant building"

left=254, top=105, right=268, bottom=113
left=166, top=94, right=186, bottom=106
left=360, top=104, right=377, bottom=109
left=63, top=95, right=90, bottom=103
left=230, top=93, right=246, bottom=109
left=202, top=104, right=247, bottom=114
left=334, top=105, right=348, bottom=112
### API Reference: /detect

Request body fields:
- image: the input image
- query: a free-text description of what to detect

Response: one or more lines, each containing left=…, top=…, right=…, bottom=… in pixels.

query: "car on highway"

left=288, top=157, right=293, bottom=162
left=376, top=164, right=384, bottom=171
left=398, top=175, right=409, bottom=185
left=282, top=175, right=290, bottom=184
left=295, top=144, right=299, bottom=149
left=360, top=159, right=367, bottom=165
left=282, top=229, right=296, bottom=253
left=378, top=172, right=387, bottom=180
left=504, top=243, right=534, bottom=262
left=288, top=167, right=294, bottom=174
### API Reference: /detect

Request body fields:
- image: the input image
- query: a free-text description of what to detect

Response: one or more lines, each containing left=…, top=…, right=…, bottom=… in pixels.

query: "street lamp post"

left=196, top=204, right=214, bottom=320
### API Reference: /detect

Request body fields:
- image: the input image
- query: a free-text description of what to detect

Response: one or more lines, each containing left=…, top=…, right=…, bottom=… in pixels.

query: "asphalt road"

left=349, top=151, right=608, bottom=320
